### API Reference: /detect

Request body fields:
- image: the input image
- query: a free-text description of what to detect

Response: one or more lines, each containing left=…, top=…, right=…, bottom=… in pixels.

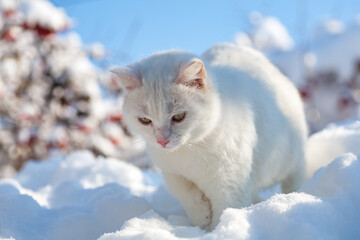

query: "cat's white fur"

left=111, top=43, right=307, bottom=230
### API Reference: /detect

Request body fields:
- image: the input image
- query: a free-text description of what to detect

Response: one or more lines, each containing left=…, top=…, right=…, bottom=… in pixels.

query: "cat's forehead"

left=128, top=50, right=197, bottom=118
left=140, top=86, right=185, bottom=115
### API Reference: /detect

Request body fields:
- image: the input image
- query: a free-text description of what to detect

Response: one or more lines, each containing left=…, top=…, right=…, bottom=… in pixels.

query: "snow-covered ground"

left=0, top=119, right=359, bottom=240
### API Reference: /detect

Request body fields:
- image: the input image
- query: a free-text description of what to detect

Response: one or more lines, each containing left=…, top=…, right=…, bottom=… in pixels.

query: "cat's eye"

left=172, top=112, right=186, bottom=123
left=138, top=117, right=152, bottom=125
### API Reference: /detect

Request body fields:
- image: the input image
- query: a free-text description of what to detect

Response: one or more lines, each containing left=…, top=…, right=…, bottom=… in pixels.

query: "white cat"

left=111, top=43, right=308, bottom=230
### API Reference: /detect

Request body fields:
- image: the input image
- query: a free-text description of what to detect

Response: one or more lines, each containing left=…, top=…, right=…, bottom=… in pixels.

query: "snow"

left=252, top=16, right=294, bottom=51
left=0, top=151, right=166, bottom=240
left=0, top=0, right=143, bottom=171
left=19, top=0, right=70, bottom=31
left=0, top=120, right=360, bottom=240
left=313, top=18, right=345, bottom=40
left=270, top=20, right=360, bottom=86
left=236, top=13, right=294, bottom=52
left=244, top=16, right=360, bottom=131
left=1, top=0, right=70, bottom=31
left=102, top=152, right=360, bottom=240
left=0, top=0, right=17, bottom=11
left=234, top=33, right=253, bottom=48
left=1, top=3, right=358, bottom=238
left=306, top=119, right=360, bottom=178
left=88, top=42, right=106, bottom=60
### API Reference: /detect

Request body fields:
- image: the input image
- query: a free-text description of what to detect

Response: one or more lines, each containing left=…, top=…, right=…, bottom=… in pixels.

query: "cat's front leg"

left=162, top=172, right=212, bottom=229
left=207, top=180, right=252, bottom=230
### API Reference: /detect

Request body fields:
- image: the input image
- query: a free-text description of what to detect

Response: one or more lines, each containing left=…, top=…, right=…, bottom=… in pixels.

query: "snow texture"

left=0, top=119, right=359, bottom=240
left=306, top=119, right=360, bottom=178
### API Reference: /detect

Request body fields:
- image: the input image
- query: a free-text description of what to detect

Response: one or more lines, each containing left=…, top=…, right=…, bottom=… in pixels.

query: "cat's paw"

left=187, top=192, right=212, bottom=229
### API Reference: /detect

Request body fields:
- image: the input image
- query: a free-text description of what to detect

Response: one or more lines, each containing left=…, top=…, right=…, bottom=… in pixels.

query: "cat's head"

left=111, top=51, right=220, bottom=151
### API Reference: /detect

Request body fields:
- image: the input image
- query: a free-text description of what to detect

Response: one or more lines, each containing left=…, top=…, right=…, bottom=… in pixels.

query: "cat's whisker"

left=184, top=143, right=209, bottom=164
left=187, top=140, right=214, bottom=151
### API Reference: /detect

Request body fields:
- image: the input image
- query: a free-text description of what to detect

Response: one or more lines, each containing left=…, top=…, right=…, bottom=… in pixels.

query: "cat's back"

left=202, top=44, right=307, bottom=190
left=202, top=43, right=281, bottom=80
left=202, top=43, right=307, bottom=137
left=202, top=43, right=296, bottom=97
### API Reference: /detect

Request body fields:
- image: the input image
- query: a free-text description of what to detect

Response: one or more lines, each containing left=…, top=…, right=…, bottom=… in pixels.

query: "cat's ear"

left=177, top=58, right=207, bottom=89
left=110, top=66, right=142, bottom=91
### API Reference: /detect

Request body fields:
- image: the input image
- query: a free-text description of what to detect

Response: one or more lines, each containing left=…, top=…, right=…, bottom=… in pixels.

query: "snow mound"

left=306, top=119, right=360, bottom=178
left=0, top=120, right=360, bottom=240
left=100, top=153, right=360, bottom=240
left=0, top=151, right=183, bottom=240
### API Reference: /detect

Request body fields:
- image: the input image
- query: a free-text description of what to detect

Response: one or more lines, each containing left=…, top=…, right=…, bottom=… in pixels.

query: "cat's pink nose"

left=157, top=139, right=169, bottom=148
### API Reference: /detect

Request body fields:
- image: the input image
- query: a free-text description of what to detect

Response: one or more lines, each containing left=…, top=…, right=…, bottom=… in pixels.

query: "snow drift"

left=0, top=119, right=359, bottom=240
left=306, top=119, right=360, bottom=178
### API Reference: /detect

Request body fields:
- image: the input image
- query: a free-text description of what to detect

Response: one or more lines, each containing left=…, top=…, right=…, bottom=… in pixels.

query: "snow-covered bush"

left=235, top=13, right=360, bottom=132
left=0, top=0, right=146, bottom=177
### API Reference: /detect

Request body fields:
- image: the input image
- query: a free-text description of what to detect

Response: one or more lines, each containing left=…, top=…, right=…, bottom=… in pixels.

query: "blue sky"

left=51, top=0, right=360, bottom=66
